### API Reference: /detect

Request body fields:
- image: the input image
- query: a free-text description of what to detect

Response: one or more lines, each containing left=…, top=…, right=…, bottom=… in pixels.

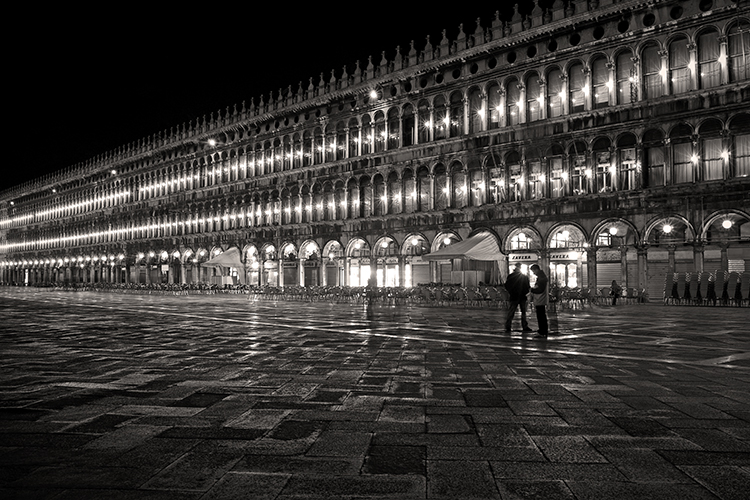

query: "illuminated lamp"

left=722, top=220, right=733, bottom=230
left=662, top=224, right=673, bottom=234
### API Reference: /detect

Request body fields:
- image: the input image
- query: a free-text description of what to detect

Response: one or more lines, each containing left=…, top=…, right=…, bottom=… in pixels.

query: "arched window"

left=616, top=50, right=634, bottom=104
left=449, top=91, right=463, bottom=137
left=730, top=114, right=750, bottom=177
left=374, top=111, right=386, bottom=152
left=506, top=78, right=520, bottom=125
left=403, top=169, right=416, bottom=213
left=488, top=82, right=502, bottom=128
left=699, top=119, right=724, bottom=181
left=334, top=181, right=346, bottom=219
left=325, top=128, right=336, bottom=163
left=348, top=118, right=359, bottom=158
left=417, top=166, right=430, bottom=211
left=643, top=129, right=665, bottom=188
left=617, top=133, right=637, bottom=191
left=402, top=104, right=415, bottom=147
left=507, top=152, right=523, bottom=202
left=433, top=95, right=448, bottom=140
left=336, top=122, right=346, bottom=161
left=469, top=169, right=484, bottom=207
left=417, top=100, right=431, bottom=143
left=387, top=108, right=400, bottom=150
left=346, top=179, right=358, bottom=218
left=698, top=30, right=721, bottom=89
left=568, top=63, right=586, bottom=113
left=548, top=144, right=565, bottom=198
left=468, top=88, right=483, bottom=133
left=591, top=56, right=610, bottom=109
left=303, top=131, right=312, bottom=167
left=434, top=164, right=449, bottom=210
left=359, top=176, right=371, bottom=217
left=669, top=37, right=690, bottom=94
left=361, top=115, right=373, bottom=155
left=528, top=157, right=544, bottom=199
left=593, top=137, right=613, bottom=192
left=525, top=74, right=542, bottom=122
left=570, top=141, right=590, bottom=195
left=388, top=172, right=401, bottom=214
left=671, top=124, right=694, bottom=184
left=729, top=21, right=750, bottom=82
left=546, top=69, right=563, bottom=118
left=451, top=165, right=466, bottom=208
left=642, top=43, right=664, bottom=99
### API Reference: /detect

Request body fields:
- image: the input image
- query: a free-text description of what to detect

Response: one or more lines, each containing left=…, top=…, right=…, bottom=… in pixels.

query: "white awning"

left=424, top=232, right=502, bottom=261
left=203, top=247, right=244, bottom=268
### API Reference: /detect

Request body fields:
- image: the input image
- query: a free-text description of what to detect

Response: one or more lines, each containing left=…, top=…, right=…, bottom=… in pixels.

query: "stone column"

left=586, top=247, right=597, bottom=290
left=637, top=244, right=648, bottom=294
left=620, top=245, right=628, bottom=287
left=693, top=241, right=705, bottom=273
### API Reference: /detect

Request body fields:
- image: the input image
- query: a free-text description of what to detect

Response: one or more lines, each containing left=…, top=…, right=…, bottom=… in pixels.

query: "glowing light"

left=381, top=241, right=389, bottom=248
left=662, top=224, right=673, bottom=234
left=609, top=227, right=618, bottom=236
left=722, top=220, right=733, bottom=229
left=369, top=89, right=378, bottom=99
left=443, top=237, right=451, bottom=245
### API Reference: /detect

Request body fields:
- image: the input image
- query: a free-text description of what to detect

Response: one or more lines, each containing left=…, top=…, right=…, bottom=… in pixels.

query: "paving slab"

left=1, top=288, right=750, bottom=498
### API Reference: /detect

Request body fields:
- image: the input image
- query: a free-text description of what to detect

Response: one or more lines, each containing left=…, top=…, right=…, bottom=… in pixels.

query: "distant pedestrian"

left=504, top=263, right=532, bottom=333
left=529, top=264, right=549, bottom=338
left=610, top=279, right=622, bottom=306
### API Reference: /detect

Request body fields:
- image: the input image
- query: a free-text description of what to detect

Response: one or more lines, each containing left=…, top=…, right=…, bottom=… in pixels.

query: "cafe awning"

left=424, top=232, right=502, bottom=261
left=203, top=247, right=244, bottom=268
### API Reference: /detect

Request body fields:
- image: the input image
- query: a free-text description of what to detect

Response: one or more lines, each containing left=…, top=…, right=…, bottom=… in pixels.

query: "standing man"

left=529, top=264, right=549, bottom=338
left=504, top=263, right=532, bottom=333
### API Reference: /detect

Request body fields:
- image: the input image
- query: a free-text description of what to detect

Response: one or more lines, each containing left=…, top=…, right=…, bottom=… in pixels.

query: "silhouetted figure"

left=504, top=263, right=531, bottom=332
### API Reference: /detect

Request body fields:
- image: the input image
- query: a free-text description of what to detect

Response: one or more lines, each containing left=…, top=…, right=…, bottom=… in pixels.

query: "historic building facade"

left=2, top=0, right=749, bottom=299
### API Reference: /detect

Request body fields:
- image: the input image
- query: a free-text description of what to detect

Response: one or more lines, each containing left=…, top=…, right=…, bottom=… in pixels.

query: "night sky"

left=6, top=3, right=544, bottom=192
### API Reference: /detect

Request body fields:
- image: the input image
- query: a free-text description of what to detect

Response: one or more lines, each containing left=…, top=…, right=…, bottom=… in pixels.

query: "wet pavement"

left=1, top=288, right=749, bottom=500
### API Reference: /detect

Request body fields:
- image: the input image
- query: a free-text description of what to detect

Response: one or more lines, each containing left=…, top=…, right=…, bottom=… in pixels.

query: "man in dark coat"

left=504, top=263, right=532, bottom=332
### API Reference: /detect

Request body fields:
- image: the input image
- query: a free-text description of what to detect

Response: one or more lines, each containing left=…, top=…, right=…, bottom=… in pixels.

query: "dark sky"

left=5, top=3, right=542, bottom=192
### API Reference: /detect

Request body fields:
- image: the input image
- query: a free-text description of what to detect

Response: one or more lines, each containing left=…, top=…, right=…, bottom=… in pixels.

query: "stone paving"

left=1, top=288, right=749, bottom=499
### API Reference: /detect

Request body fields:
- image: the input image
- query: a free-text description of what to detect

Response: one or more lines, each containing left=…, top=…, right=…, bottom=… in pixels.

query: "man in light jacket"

left=529, top=264, right=549, bottom=337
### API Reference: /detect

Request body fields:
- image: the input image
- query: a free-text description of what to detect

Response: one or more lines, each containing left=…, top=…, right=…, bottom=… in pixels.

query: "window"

left=417, top=100, right=430, bottom=143
left=571, top=148, right=589, bottom=195
left=670, top=38, right=690, bottom=94
left=595, top=150, right=614, bottom=192
left=702, top=137, right=723, bottom=181
left=569, top=63, right=586, bottom=113
left=735, top=133, right=750, bottom=177
left=547, top=69, right=563, bottom=118
left=468, top=88, right=483, bottom=133
left=642, top=44, right=664, bottom=99
left=434, top=96, right=448, bottom=140
left=434, top=164, right=448, bottom=210
left=673, top=142, right=693, bottom=183
left=729, top=22, right=750, bottom=82
left=489, top=166, right=505, bottom=203
left=526, top=75, right=542, bottom=122
left=549, top=157, right=565, bottom=198
left=449, top=92, right=463, bottom=137
left=488, top=83, right=502, bottom=129
left=506, top=79, right=521, bottom=126
left=387, top=108, right=400, bottom=150
left=529, top=160, right=544, bottom=199
left=507, top=153, right=523, bottom=202
left=511, top=233, right=530, bottom=250
left=619, top=147, right=637, bottom=191
left=699, top=30, right=721, bottom=89
left=616, top=51, right=635, bottom=104
left=592, top=57, right=610, bottom=109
